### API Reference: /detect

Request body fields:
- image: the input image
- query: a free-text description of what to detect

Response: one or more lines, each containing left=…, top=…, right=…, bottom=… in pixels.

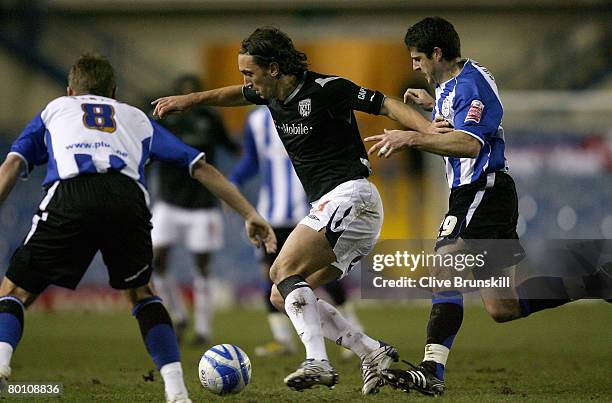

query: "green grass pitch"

left=3, top=302, right=611, bottom=402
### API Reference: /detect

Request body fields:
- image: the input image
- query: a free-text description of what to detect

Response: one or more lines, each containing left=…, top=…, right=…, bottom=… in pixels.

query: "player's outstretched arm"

left=191, top=159, right=277, bottom=253
left=152, top=85, right=250, bottom=118
left=365, top=124, right=481, bottom=159
left=379, top=97, right=434, bottom=132
left=0, top=154, right=24, bottom=205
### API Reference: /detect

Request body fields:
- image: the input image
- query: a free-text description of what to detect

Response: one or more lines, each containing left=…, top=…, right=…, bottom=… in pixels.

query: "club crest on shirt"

left=441, top=97, right=452, bottom=118
left=465, top=100, right=484, bottom=123
left=298, top=98, right=311, bottom=117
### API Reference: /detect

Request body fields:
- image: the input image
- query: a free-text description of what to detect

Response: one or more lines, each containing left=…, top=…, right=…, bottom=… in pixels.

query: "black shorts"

left=435, top=171, right=525, bottom=269
left=6, top=172, right=153, bottom=293
left=261, top=227, right=294, bottom=266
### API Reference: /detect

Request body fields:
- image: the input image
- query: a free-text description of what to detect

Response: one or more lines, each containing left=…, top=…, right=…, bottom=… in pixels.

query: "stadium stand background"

left=0, top=0, right=610, bottom=308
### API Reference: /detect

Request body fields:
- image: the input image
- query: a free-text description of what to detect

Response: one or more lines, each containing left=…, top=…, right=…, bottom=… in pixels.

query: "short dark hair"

left=404, top=17, right=461, bottom=61
left=68, top=53, right=116, bottom=97
left=240, top=27, right=308, bottom=76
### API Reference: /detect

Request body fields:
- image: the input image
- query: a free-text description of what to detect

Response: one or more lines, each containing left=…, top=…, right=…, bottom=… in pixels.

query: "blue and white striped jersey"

left=433, top=59, right=508, bottom=189
left=230, top=107, right=309, bottom=227
left=10, top=95, right=204, bottom=197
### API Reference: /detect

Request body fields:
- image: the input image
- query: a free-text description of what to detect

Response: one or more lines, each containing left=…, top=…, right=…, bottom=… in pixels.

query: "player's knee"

left=269, top=263, right=295, bottom=284
left=485, top=303, right=521, bottom=323
left=269, top=256, right=301, bottom=284
left=490, top=311, right=514, bottom=323
left=124, top=283, right=156, bottom=306
left=269, top=286, right=286, bottom=313
left=0, top=278, right=33, bottom=306
left=269, top=264, right=281, bottom=283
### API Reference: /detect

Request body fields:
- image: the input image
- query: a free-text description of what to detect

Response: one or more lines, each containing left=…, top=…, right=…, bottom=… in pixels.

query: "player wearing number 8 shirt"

left=0, top=54, right=275, bottom=403
left=153, top=27, right=445, bottom=394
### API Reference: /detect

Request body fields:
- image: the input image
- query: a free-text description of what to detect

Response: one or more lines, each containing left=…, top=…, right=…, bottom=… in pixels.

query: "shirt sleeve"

left=9, top=112, right=49, bottom=179
left=229, top=118, right=259, bottom=185
left=452, top=81, right=502, bottom=145
left=148, top=118, right=205, bottom=177
left=242, top=86, right=269, bottom=105
left=318, top=77, right=385, bottom=115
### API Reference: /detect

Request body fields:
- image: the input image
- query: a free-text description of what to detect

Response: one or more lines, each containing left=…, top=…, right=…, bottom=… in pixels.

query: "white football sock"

left=339, top=302, right=364, bottom=332
left=193, top=273, right=212, bottom=338
left=318, top=299, right=379, bottom=358
left=284, top=286, right=327, bottom=361
left=160, top=361, right=188, bottom=399
left=423, top=343, right=450, bottom=366
left=0, top=342, right=13, bottom=372
left=153, top=273, right=188, bottom=324
left=268, top=312, right=294, bottom=347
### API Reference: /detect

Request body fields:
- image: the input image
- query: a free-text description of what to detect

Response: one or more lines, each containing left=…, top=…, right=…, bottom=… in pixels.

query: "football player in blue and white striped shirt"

left=0, top=54, right=275, bottom=403
left=367, top=17, right=609, bottom=397
left=366, top=19, right=523, bottom=394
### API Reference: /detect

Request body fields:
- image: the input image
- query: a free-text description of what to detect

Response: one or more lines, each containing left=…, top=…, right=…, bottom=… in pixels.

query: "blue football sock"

left=132, top=296, right=180, bottom=370
left=516, top=277, right=571, bottom=317
left=424, top=291, right=464, bottom=380
left=0, top=296, right=25, bottom=351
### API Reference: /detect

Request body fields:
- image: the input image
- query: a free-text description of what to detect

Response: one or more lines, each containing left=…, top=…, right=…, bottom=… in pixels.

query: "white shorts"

left=151, top=201, right=224, bottom=253
left=299, top=178, right=383, bottom=278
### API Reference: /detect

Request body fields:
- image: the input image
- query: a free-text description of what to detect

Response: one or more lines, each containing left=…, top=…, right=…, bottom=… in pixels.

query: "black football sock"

left=423, top=291, right=464, bottom=380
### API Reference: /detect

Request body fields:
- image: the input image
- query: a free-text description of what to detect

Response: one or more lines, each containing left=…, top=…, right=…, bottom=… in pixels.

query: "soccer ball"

left=198, top=344, right=252, bottom=395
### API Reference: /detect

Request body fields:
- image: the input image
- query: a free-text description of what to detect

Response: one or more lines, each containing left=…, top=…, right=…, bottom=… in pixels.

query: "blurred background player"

left=230, top=106, right=364, bottom=358
left=149, top=75, right=239, bottom=345
left=0, top=54, right=275, bottom=403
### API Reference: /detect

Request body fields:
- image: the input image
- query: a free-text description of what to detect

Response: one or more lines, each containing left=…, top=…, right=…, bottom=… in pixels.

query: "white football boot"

left=360, top=342, right=399, bottom=395
left=284, top=359, right=339, bottom=391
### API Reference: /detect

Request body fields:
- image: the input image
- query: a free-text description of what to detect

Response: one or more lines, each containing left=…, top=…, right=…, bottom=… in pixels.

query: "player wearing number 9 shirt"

left=0, top=53, right=275, bottom=403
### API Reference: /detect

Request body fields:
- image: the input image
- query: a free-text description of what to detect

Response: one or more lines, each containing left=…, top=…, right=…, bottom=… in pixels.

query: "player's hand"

left=404, top=88, right=434, bottom=111
left=364, top=129, right=413, bottom=158
left=151, top=94, right=195, bottom=118
left=245, top=213, right=277, bottom=254
left=427, top=115, right=454, bottom=134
